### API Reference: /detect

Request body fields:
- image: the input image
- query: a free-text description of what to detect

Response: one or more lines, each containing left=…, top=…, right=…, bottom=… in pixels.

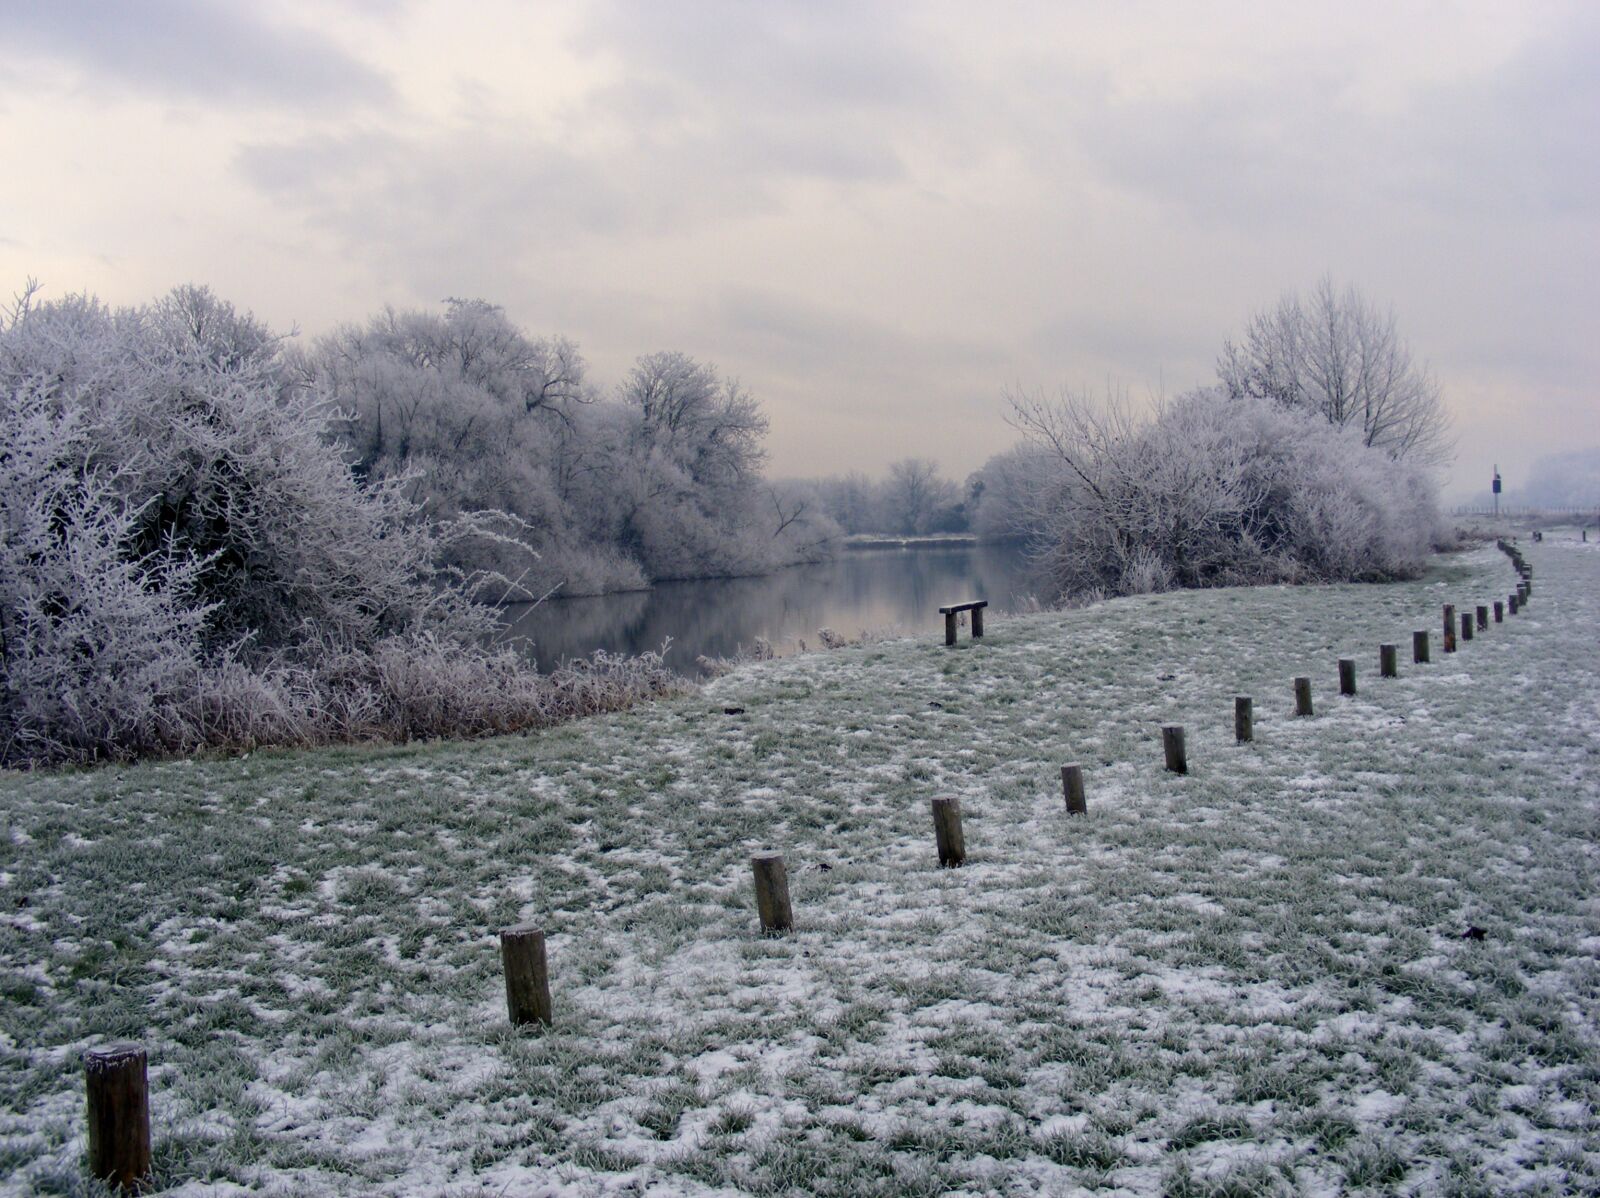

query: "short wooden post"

left=931, top=796, right=966, bottom=866
left=971, top=606, right=984, bottom=638
left=1161, top=725, right=1187, bottom=774
left=1413, top=630, right=1429, bottom=663
left=1443, top=604, right=1456, bottom=653
left=1338, top=658, right=1356, bottom=696
left=85, top=1043, right=151, bottom=1192
left=1294, top=676, right=1313, bottom=717
left=1380, top=644, right=1398, bottom=678
left=500, top=923, right=553, bottom=1027
left=943, top=611, right=957, bottom=647
left=1493, top=601, right=1503, bottom=623
left=1460, top=612, right=1473, bottom=642
left=1234, top=695, right=1253, bottom=743
left=1061, top=764, right=1086, bottom=814
left=1475, top=605, right=1488, bottom=631
left=751, top=852, right=793, bottom=933
left=1509, top=594, right=1518, bottom=615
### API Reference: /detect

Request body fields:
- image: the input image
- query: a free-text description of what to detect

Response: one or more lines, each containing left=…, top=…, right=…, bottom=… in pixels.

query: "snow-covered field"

left=2, top=540, right=1595, bottom=1196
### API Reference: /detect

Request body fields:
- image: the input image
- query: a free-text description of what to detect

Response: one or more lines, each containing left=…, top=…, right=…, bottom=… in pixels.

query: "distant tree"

left=1218, top=277, right=1451, bottom=463
left=884, top=458, right=959, bottom=535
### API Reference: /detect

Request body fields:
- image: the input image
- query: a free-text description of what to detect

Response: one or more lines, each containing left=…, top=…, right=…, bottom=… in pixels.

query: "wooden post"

left=1443, top=604, right=1456, bottom=653
left=1061, top=764, right=1086, bottom=814
left=1493, top=601, right=1503, bottom=623
left=1234, top=695, right=1253, bottom=743
left=971, top=606, right=984, bottom=638
left=500, top=923, right=553, bottom=1027
left=1161, top=725, right=1187, bottom=774
left=85, top=1043, right=151, bottom=1193
left=1460, top=612, right=1473, bottom=642
left=1380, top=644, right=1398, bottom=678
left=1476, top=605, right=1488, bottom=631
left=944, top=611, right=957, bottom=646
left=751, top=852, right=793, bottom=933
left=1413, top=630, right=1429, bottom=663
left=931, top=796, right=966, bottom=866
left=1338, top=659, right=1356, bottom=696
left=1294, top=676, right=1313, bottom=717
left=1509, top=594, right=1518, bottom=615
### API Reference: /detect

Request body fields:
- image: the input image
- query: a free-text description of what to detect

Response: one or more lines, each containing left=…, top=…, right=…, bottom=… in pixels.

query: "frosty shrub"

left=1002, top=386, right=1444, bottom=600
left=0, top=285, right=682, bottom=767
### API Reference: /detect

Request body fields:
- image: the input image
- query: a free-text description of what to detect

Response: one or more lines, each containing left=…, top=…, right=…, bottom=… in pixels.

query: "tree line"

left=0, top=275, right=1451, bottom=765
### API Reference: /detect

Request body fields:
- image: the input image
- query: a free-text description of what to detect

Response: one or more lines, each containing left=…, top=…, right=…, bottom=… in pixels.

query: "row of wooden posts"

left=79, top=548, right=1538, bottom=1192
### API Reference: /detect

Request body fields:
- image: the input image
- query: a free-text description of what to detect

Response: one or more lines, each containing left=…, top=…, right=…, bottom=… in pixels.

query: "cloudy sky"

left=2, top=1, right=1595, bottom=499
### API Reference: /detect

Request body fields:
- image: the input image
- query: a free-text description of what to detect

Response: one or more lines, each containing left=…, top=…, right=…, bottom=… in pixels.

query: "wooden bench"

left=938, top=600, right=987, bottom=646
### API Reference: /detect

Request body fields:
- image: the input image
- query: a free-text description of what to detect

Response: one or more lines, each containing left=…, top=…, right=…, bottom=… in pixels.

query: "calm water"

left=498, top=541, right=1040, bottom=677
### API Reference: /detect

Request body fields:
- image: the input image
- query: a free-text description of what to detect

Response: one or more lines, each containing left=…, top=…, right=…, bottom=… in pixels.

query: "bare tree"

left=884, top=458, right=958, bottom=535
left=1218, top=277, right=1451, bottom=463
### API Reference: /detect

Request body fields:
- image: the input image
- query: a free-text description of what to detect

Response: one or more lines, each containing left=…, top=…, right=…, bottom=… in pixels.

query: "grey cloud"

left=2, top=0, right=392, bottom=107
left=577, top=0, right=944, bottom=113
left=716, top=285, right=1003, bottom=403
left=1060, top=12, right=1599, bottom=229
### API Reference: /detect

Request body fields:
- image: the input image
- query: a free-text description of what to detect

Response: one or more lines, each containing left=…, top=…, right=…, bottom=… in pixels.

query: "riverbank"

left=3, top=542, right=1596, bottom=1195
left=842, top=533, right=981, bottom=550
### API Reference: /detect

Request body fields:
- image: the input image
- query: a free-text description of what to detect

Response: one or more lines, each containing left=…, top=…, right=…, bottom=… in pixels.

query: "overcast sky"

left=2, top=1, right=1595, bottom=499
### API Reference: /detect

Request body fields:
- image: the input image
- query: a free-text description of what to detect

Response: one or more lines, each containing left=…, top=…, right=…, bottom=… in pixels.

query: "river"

left=497, top=541, right=1042, bottom=677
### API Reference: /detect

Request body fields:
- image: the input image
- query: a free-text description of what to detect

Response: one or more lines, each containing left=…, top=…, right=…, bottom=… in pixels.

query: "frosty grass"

left=1, top=540, right=1595, bottom=1196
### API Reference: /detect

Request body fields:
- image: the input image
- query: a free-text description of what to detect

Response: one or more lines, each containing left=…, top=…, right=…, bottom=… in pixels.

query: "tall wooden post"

left=751, top=853, right=793, bottom=933
left=1476, top=605, right=1488, bottom=631
left=1460, top=612, right=1473, bottom=642
left=1161, top=725, right=1187, bottom=774
left=1294, top=677, right=1313, bottom=717
left=85, top=1043, right=151, bottom=1193
left=500, top=924, right=553, bottom=1027
left=1380, top=644, right=1398, bottom=678
left=1234, top=696, right=1253, bottom=743
left=930, top=796, right=966, bottom=866
left=1338, top=659, right=1356, bottom=696
left=1509, top=594, right=1519, bottom=615
left=1061, top=764, right=1086, bottom=814
left=1493, top=601, right=1503, bottom=623
left=1413, top=630, right=1429, bottom=663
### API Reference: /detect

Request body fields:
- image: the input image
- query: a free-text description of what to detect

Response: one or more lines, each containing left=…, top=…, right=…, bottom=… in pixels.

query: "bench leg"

left=944, top=612, right=957, bottom=646
left=971, top=607, right=984, bottom=638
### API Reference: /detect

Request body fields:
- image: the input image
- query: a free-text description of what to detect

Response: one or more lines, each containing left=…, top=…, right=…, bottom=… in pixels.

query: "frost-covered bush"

left=1002, top=386, right=1442, bottom=600
left=0, top=284, right=678, bottom=767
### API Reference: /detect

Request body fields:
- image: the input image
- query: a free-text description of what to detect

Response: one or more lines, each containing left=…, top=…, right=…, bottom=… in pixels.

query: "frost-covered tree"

left=1218, top=277, right=1451, bottom=464
left=1002, top=385, right=1443, bottom=599
left=0, top=284, right=678, bottom=765
left=313, top=312, right=832, bottom=594
left=883, top=458, right=960, bottom=535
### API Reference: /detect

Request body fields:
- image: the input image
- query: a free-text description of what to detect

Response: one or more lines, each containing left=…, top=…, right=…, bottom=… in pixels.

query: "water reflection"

left=499, top=542, right=1039, bottom=676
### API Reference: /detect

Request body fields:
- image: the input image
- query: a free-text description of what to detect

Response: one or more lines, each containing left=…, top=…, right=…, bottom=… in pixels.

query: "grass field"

left=2, top=539, right=1595, bottom=1196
